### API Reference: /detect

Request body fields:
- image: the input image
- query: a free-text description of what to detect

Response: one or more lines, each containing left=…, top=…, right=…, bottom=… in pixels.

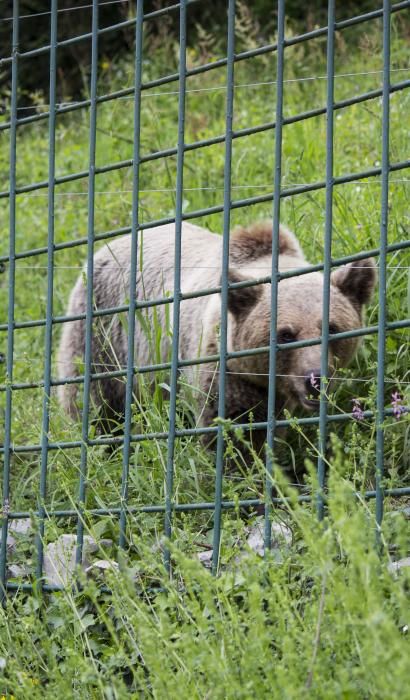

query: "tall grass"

left=0, top=11, right=409, bottom=698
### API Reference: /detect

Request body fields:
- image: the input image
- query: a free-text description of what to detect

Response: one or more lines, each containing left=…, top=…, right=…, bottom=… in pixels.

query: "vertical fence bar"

left=163, top=0, right=187, bottom=573
left=375, top=0, right=390, bottom=536
left=0, top=0, right=19, bottom=601
left=76, top=0, right=99, bottom=566
left=118, top=0, right=144, bottom=550
left=264, top=0, right=285, bottom=551
left=317, top=0, right=335, bottom=520
left=211, top=0, right=235, bottom=576
left=36, top=0, right=58, bottom=586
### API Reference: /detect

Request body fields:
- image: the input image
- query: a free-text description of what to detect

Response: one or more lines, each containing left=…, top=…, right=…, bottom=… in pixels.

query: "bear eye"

left=277, top=328, right=296, bottom=344
left=328, top=323, right=340, bottom=336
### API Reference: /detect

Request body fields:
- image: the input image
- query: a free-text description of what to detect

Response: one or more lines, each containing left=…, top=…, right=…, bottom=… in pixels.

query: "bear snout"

left=295, top=368, right=333, bottom=410
left=298, top=368, right=336, bottom=410
left=304, top=369, right=322, bottom=400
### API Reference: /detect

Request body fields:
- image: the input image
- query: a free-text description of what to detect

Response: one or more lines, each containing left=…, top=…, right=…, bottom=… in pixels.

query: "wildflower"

left=309, top=372, right=319, bottom=391
left=352, top=398, right=365, bottom=421
left=391, top=391, right=406, bottom=420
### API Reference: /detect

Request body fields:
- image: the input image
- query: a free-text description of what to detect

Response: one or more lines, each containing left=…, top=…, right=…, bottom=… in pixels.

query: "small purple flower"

left=391, top=391, right=406, bottom=420
left=352, top=398, right=365, bottom=421
left=309, top=372, right=319, bottom=391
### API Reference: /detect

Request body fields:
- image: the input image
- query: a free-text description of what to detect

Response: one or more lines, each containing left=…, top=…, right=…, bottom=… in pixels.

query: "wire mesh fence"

left=0, top=0, right=409, bottom=596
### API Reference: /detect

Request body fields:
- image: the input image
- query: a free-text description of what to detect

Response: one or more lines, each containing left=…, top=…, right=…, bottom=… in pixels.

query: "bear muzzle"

left=297, top=368, right=335, bottom=410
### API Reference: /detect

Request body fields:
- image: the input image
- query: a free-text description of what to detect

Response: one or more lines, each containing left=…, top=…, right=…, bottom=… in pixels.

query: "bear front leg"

left=199, top=372, right=269, bottom=457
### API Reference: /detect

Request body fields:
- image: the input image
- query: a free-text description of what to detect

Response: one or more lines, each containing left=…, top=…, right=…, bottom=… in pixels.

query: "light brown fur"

left=57, top=220, right=376, bottom=447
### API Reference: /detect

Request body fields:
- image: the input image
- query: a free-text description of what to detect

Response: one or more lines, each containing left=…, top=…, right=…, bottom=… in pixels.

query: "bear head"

left=225, top=224, right=377, bottom=412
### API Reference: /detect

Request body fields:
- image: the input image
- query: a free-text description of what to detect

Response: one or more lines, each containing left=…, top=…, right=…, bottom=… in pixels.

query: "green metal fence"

left=0, top=0, right=409, bottom=596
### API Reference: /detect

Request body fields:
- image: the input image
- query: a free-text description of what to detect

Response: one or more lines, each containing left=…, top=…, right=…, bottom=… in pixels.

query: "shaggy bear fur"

left=57, top=221, right=376, bottom=445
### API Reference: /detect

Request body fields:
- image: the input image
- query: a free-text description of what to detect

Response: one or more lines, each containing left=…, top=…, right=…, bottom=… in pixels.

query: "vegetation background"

left=0, top=0, right=393, bottom=102
left=0, top=1, right=409, bottom=697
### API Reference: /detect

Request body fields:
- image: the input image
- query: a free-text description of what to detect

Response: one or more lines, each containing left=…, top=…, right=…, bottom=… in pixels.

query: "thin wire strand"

left=7, top=265, right=409, bottom=270
left=9, top=355, right=410, bottom=384
left=1, top=0, right=129, bottom=22
left=6, top=179, right=410, bottom=196
left=4, top=66, right=409, bottom=112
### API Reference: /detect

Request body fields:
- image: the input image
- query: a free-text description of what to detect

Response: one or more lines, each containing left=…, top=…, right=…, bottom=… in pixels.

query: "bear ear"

left=330, top=258, right=377, bottom=307
left=224, top=268, right=263, bottom=316
left=230, top=220, right=305, bottom=261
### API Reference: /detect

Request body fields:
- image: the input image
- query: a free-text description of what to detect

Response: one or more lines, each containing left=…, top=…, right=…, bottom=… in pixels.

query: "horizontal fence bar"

left=2, top=580, right=113, bottom=595
left=1, top=60, right=409, bottom=139
left=0, top=162, right=409, bottom=272
left=1, top=77, right=410, bottom=196
left=0, top=0, right=409, bottom=129
left=4, top=486, right=410, bottom=523
left=4, top=582, right=77, bottom=593
left=1, top=405, right=408, bottom=455
left=4, top=479, right=410, bottom=592
left=1, top=318, right=409, bottom=394
left=0, top=1, right=201, bottom=65
left=1, top=225, right=409, bottom=277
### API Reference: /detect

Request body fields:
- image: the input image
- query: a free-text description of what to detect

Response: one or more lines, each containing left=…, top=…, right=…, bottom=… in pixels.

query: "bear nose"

left=305, top=369, right=322, bottom=398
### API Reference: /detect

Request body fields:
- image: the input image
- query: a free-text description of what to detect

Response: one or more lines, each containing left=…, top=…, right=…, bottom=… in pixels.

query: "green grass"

left=0, top=12, right=409, bottom=698
left=0, top=469, right=409, bottom=699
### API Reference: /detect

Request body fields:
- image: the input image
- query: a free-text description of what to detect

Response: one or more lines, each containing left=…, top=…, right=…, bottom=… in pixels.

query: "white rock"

left=271, top=520, right=293, bottom=546
left=0, top=532, right=16, bottom=554
left=43, top=534, right=107, bottom=587
left=388, top=557, right=410, bottom=574
left=7, top=563, right=29, bottom=579
left=197, top=550, right=213, bottom=567
left=85, top=559, right=119, bottom=574
left=246, top=522, right=265, bottom=557
left=245, top=518, right=292, bottom=559
left=8, top=518, right=32, bottom=535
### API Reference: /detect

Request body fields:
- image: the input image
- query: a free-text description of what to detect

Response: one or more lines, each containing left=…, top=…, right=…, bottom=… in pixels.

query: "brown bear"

left=57, top=221, right=376, bottom=445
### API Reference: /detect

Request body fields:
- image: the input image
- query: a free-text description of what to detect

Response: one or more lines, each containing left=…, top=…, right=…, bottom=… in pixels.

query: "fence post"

left=317, top=0, right=336, bottom=520
left=118, top=0, right=145, bottom=551
left=75, top=0, right=99, bottom=567
left=264, top=0, right=285, bottom=551
left=163, top=0, right=188, bottom=573
left=0, top=0, right=19, bottom=603
left=375, top=0, right=391, bottom=540
left=211, top=0, right=236, bottom=576
left=36, top=0, right=58, bottom=589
